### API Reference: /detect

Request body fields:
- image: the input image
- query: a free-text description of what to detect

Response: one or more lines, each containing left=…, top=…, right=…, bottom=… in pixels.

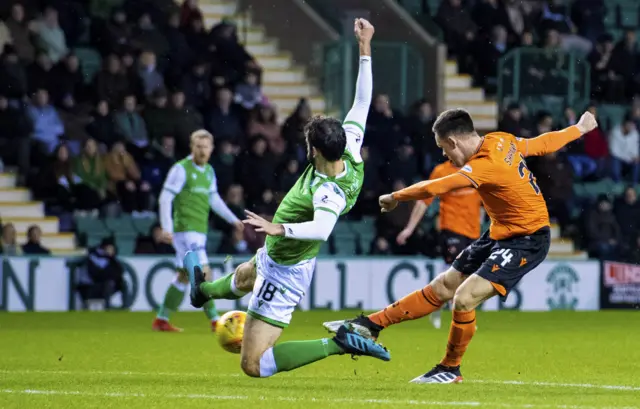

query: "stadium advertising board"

left=0, top=257, right=600, bottom=312
left=600, top=261, right=640, bottom=309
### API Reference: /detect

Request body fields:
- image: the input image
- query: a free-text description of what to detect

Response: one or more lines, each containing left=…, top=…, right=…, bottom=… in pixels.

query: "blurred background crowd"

left=0, top=0, right=639, bottom=265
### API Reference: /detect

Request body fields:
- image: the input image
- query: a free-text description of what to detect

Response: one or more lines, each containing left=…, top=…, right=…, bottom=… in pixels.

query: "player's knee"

left=452, top=290, right=475, bottom=312
left=240, top=357, right=261, bottom=378
left=431, top=272, right=459, bottom=301
left=234, top=262, right=256, bottom=292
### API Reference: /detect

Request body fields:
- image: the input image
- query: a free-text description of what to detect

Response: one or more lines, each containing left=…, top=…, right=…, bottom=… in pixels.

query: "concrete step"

left=16, top=233, right=76, bottom=249
left=0, top=202, right=44, bottom=218
left=473, top=116, right=498, bottom=130
left=242, top=29, right=265, bottom=43
left=263, top=69, right=305, bottom=83
left=550, top=239, right=574, bottom=253
left=200, top=2, right=237, bottom=15
left=444, top=75, right=472, bottom=89
left=3, top=217, right=59, bottom=234
left=547, top=251, right=588, bottom=260
left=0, top=173, right=17, bottom=188
left=203, top=15, right=248, bottom=30
left=445, top=102, right=498, bottom=116
left=262, top=83, right=317, bottom=97
left=257, top=55, right=293, bottom=70
left=272, top=97, right=325, bottom=112
left=51, top=248, right=87, bottom=256
left=0, top=188, right=31, bottom=202
left=445, top=88, right=484, bottom=102
left=245, top=42, right=278, bottom=56
left=550, top=224, right=560, bottom=240
left=446, top=61, right=457, bottom=76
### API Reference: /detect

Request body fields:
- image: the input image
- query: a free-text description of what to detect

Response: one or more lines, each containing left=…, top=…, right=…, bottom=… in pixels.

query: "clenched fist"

left=354, top=18, right=374, bottom=43
left=576, top=111, right=598, bottom=134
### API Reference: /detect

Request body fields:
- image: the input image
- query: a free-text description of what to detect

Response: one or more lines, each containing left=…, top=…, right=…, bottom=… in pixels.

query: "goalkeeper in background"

left=152, top=130, right=244, bottom=332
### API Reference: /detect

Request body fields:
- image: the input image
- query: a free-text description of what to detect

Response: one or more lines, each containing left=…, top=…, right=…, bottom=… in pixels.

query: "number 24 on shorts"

left=489, top=248, right=514, bottom=267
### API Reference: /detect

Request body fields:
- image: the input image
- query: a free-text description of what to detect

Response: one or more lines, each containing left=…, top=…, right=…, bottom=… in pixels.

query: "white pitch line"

left=2, top=369, right=640, bottom=393
left=1, top=388, right=638, bottom=409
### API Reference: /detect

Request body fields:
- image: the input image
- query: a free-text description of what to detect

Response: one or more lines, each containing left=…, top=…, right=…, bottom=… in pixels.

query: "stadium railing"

left=497, top=47, right=591, bottom=119
left=323, top=41, right=424, bottom=118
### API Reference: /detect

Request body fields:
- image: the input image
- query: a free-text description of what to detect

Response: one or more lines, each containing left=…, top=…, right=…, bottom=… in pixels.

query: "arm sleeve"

left=209, top=192, right=240, bottom=225
left=515, top=125, right=582, bottom=157
left=343, top=56, right=372, bottom=163
left=158, top=165, right=186, bottom=233
left=392, top=173, right=474, bottom=202
left=421, top=166, right=442, bottom=206
left=281, top=182, right=347, bottom=241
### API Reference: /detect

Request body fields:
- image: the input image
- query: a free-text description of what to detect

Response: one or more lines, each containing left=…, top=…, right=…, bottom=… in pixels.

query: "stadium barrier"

left=0, top=257, right=603, bottom=312
left=600, top=261, right=640, bottom=309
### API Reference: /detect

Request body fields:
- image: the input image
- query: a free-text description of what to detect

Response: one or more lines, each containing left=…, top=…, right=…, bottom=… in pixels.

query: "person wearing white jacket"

left=609, top=114, right=640, bottom=183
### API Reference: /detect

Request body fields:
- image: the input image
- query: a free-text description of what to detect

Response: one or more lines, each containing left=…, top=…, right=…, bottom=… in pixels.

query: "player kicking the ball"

left=396, top=160, right=483, bottom=329
left=185, top=18, right=391, bottom=377
left=324, top=108, right=598, bottom=383
left=152, top=130, right=244, bottom=332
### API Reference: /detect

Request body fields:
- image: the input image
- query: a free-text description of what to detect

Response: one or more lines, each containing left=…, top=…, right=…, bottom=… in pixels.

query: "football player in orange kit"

left=324, top=108, right=598, bottom=384
left=396, top=160, right=482, bottom=329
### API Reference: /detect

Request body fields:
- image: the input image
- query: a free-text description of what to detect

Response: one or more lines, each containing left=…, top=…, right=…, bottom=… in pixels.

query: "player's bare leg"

left=195, top=259, right=256, bottom=303
left=410, top=274, right=497, bottom=384
left=152, top=269, right=187, bottom=332
left=323, top=267, right=467, bottom=338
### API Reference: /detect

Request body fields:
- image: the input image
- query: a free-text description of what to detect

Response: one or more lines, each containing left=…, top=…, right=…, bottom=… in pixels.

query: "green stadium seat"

left=86, top=233, right=106, bottom=247
left=114, top=233, right=137, bottom=255
left=75, top=216, right=108, bottom=235
left=104, top=216, right=135, bottom=235
left=132, top=217, right=158, bottom=235
left=333, top=233, right=357, bottom=255
left=207, top=231, right=223, bottom=254
left=74, top=47, right=102, bottom=84
left=333, top=222, right=352, bottom=234
left=357, top=233, right=375, bottom=254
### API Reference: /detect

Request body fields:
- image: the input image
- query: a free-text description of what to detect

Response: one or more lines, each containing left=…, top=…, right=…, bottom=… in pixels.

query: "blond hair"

left=190, top=130, right=213, bottom=144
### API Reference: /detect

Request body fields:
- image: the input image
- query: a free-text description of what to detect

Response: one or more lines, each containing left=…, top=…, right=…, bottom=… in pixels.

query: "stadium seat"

left=319, top=241, right=331, bottom=255
left=75, top=216, right=109, bottom=236
left=114, top=233, right=137, bottom=255
left=333, top=233, right=358, bottom=255
left=74, top=47, right=102, bottom=84
left=132, top=217, right=158, bottom=235
left=104, top=216, right=135, bottom=235
left=206, top=231, right=223, bottom=253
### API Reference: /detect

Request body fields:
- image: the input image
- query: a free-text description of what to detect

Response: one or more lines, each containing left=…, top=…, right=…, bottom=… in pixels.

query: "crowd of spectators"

left=0, top=0, right=639, bottom=263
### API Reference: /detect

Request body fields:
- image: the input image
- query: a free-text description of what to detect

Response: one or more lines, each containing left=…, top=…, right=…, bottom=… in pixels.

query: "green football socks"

left=259, top=339, right=343, bottom=377
left=203, top=299, right=219, bottom=321
left=156, top=281, right=186, bottom=320
left=200, top=272, right=247, bottom=300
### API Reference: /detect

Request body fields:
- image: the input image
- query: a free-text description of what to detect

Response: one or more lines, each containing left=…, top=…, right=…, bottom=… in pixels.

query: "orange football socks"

left=368, top=285, right=444, bottom=328
left=441, top=310, right=476, bottom=368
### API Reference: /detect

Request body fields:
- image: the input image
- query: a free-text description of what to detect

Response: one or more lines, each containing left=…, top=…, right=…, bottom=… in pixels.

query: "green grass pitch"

left=1, top=311, right=639, bottom=409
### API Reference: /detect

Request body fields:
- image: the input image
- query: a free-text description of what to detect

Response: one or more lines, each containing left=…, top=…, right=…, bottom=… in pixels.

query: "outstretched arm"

left=379, top=174, right=473, bottom=212
left=208, top=173, right=241, bottom=226
left=343, top=18, right=374, bottom=163
left=518, top=111, right=598, bottom=157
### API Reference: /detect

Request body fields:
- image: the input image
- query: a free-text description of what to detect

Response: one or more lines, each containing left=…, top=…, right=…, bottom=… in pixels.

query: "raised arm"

left=343, top=18, right=374, bottom=163
left=517, top=111, right=598, bottom=157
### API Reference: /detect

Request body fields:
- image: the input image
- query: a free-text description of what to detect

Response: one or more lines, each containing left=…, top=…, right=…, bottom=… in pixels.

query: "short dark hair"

left=304, top=116, right=346, bottom=161
left=432, top=108, right=475, bottom=139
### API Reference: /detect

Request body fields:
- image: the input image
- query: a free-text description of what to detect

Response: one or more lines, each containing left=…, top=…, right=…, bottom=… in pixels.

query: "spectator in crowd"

left=615, top=186, right=640, bottom=245
left=166, top=90, right=203, bottom=156
left=27, top=88, right=64, bottom=155
left=211, top=140, right=236, bottom=195
left=143, top=88, right=173, bottom=142
left=247, top=103, right=285, bottom=157
left=435, top=0, right=477, bottom=72
left=93, top=54, right=131, bottom=106
left=205, top=87, right=243, bottom=146
left=164, top=12, right=191, bottom=81
left=136, top=51, right=165, bottom=99
left=73, top=138, right=108, bottom=213
left=571, top=0, right=606, bottom=43
left=531, top=151, right=575, bottom=235
left=239, top=136, right=276, bottom=208
left=33, top=7, right=68, bottom=64
left=0, top=94, right=32, bottom=183
left=561, top=106, right=598, bottom=180
left=131, top=13, right=168, bottom=59
left=498, top=102, right=530, bottom=138
left=210, top=21, right=261, bottom=82
left=366, top=94, right=402, bottom=160
left=540, top=0, right=591, bottom=54
left=183, top=16, right=210, bottom=58
left=114, top=94, right=149, bottom=157
left=181, top=59, right=211, bottom=112
left=589, top=34, right=621, bottom=102
left=386, top=137, right=418, bottom=186
left=234, top=71, right=263, bottom=111
left=4, top=3, right=35, bottom=63
left=27, top=52, right=55, bottom=95
left=76, top=237, right=127, bottom=310
left=141, top=135, right=176, bottom=198
left=278, top=159, right=300, bottom=194
left=34, top=143, right=80, bottom=210
left=0, top=45, right=28, bottom=100
left=587, top=194, right=620, bottom=260
left=405, top=99, right=437, bottom=173
left=22, top=225, right=51, bottom=255
left=180, top=0, right=203, bottom=27
left=474, top=24, right=508, bottom=93
left=100, top=9, right=131, bottom=56
left=583, top=104, right=609, bottom=177
left=610, top=30, right=638, bottom=99
left=51, top=53, right=86, bottom=105
left=608, top=113, right=639, bottom=183
left=86, top=100, right=119, bottom=148
left=282, top=98, right=311, bottom=163
left=375, top=180, right=418, bottom=255
left=0, top=223, right=22, bottom=255
left=103, top=141, right=152, bottom=216
left=0, top=20, right=11, bottom=53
